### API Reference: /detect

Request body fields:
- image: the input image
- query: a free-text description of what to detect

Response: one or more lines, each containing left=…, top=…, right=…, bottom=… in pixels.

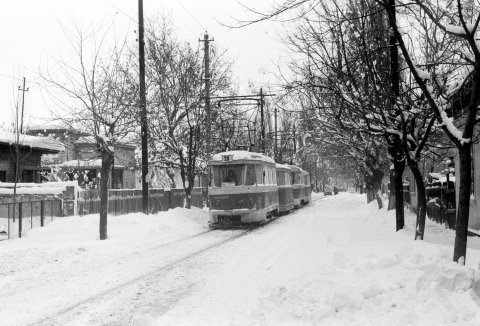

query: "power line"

left=177, top=1, right=207, bottom=31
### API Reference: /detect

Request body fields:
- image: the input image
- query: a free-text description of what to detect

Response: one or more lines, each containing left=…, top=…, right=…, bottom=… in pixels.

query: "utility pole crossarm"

left=18, top=77, right=29, bottom=134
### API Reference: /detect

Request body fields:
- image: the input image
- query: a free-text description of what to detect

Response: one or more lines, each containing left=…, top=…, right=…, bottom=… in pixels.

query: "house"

left=449, top=70, right=480, bottom=230
left=0, top=130, right=64, bottom=183
left=26, top=125, right=136, bottom=189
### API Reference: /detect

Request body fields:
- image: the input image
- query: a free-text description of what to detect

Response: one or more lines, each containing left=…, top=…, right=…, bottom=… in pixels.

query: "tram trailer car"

left=208, top=151, right=279, bottom=227
left=302, top=170, right=312, bottom=204
left=276, top=163, right=294, bottom=213
left=289, top=165, right=304, bottom=208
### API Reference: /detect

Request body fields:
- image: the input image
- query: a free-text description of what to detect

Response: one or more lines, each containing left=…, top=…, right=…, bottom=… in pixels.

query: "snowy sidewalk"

left=0, top=193, right=479, bottom=325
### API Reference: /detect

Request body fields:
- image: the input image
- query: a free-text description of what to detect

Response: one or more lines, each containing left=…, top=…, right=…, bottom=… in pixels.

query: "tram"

left=208, top=150, right=279, bottom=227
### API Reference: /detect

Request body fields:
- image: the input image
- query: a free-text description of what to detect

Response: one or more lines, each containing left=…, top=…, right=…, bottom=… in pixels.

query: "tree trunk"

left=411, top=163, right=426, bottom=240
left=454, top=145, right=471, bottom=264
left=387, top=168, right=396, bottom=210
left=185, top=186, right=192, bottom=209
left=393, top=160, right=405, bottom=231
left=373, top=174, right=384, bottom=209
left=99, top=151, right=114, bottom=240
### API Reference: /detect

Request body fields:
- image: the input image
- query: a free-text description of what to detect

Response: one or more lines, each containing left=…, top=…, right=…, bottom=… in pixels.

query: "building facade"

left=27, top=126, right=136, bottom=189
left=0, top=131, right=64, bottom=183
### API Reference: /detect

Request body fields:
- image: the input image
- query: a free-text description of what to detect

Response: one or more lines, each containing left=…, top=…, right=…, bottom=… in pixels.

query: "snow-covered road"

left=2, top=193, right=480, bottom=326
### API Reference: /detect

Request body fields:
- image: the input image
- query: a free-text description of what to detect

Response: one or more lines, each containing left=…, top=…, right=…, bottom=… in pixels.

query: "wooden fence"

left=0, top=199, right=63, bottom=239
left=77, top=188, right=206, bottom=216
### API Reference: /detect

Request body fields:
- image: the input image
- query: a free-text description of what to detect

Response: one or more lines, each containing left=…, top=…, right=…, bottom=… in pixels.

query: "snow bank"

left=150, top=194, right=480, bottom=326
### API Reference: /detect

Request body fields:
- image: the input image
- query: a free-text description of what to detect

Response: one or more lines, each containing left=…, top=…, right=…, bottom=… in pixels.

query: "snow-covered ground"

left=1, top=193, right=480, bottom=326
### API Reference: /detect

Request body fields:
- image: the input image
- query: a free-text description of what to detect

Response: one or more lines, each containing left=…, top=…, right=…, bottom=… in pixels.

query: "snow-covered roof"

left=288, top=164, right=301, bottom=172
left=428, top=172, right=455, bottom=184
left=211, top=150, right=275, bottom=164
left=0, top=130, right=64, bottom=152
left=429, top=172, right=443, bottom=180
left=74, top=136, right=136, bottom=149
left=27, top=122, right=69, bottom=132
left=275, top=163, right=291, bottom=171
left=61, top=159, right=124, bottom=169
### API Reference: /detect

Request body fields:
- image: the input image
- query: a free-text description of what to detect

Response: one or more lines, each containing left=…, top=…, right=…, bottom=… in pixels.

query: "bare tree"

left=42, top=29, right=137, bottom=240
left=379, top=0, right=480, bottom=263
left=144, top=18, right=233, bottom=208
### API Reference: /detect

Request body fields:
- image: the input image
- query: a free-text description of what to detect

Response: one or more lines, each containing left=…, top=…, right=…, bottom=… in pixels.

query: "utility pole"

left=293, top=124, right=296, bottom=155
left=274, top=104, right=277, bottom=162
left=387, top=0, right=405, bottom=233
left=201, top=32, right=213, bottom=207
left=138, top=0, right=149, bottom=214
left=201, top=33, right=213, bottom=159
left=260, top=88, right=265, bottom=153
left=18, top=77, right=28, bottom=134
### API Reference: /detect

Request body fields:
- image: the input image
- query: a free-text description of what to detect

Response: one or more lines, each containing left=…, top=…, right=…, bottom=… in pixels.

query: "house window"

left=112, top=169, right=123, bottom=189
left=22, top=170, right=40, bottom=183
left=0, top=171, right=6, bottom=182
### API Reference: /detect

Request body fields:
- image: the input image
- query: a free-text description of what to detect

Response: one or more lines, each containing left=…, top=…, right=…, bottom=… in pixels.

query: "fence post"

left=30, top=202, right=33, bottom=229
left=8, top=203, right=11, bottom=239
left=40, top=200, right=45, bottom=227
left=18, top=203, right=22, bottom=238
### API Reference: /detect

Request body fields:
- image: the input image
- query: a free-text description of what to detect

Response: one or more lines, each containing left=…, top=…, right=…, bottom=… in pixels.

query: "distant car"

left=324, top=187, right=332, bottom=196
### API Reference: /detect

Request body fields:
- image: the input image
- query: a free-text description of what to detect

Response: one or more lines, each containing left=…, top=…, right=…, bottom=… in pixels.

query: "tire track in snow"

left=29, top=227, right=261, bottom=326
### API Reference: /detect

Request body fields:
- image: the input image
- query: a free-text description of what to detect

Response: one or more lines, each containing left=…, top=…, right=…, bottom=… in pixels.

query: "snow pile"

left=256, top=246, right=480, bottom=325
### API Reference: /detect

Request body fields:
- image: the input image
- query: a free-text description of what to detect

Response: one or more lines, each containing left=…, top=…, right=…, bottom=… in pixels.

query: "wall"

left=0, top=145, right=43, bottom=182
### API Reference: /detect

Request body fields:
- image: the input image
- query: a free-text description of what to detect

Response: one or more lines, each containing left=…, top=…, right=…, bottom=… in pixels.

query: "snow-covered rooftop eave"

left=0, top=131, right=64, bottom=153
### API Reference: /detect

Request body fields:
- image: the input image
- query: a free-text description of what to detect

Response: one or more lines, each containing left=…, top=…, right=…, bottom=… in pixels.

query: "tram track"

left=29, top=225, right=265, bottom=326
left=25, top=199, right=313, bottom=326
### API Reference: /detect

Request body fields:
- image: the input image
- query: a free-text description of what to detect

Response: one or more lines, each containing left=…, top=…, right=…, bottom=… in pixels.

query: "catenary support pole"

left=138, top=0, right=149, bottom=214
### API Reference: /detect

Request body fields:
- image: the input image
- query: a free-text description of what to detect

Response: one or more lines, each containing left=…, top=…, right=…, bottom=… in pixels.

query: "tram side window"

left=245, top=164, right=255, bottom=185
left=255, top=164, right=263, bottom=185
left=265, top=167, right=271, bottom=185
left=278, top=171, right=285, bottom=186
left=294, top=172, right=300, bottom=185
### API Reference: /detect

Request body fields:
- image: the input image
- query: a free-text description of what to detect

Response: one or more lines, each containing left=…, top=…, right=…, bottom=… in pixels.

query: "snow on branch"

left=445, top=24, right=476, bottom=35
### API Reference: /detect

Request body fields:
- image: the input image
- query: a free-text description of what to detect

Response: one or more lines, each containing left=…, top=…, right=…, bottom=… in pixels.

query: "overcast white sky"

left=0, top=0, right=291, bottom=128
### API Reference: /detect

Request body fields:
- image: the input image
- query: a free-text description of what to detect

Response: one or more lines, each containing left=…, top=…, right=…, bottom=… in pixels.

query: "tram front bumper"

left=209, top=208, right=259, bottom=226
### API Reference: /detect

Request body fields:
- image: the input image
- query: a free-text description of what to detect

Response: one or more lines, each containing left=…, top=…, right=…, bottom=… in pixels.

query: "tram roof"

left=288, top=164, right=301, bottom=172
left=210, top=150, right=275, bottom=164
left=275, top=163, right=291, bottom=171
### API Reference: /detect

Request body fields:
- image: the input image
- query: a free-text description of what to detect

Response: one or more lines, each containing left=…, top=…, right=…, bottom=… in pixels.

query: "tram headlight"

left=236, top=199, right=244, bottom=208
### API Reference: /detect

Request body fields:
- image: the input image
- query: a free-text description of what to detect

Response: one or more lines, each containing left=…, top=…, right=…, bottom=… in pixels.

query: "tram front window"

left=212, top=164, right=246, bottom=187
